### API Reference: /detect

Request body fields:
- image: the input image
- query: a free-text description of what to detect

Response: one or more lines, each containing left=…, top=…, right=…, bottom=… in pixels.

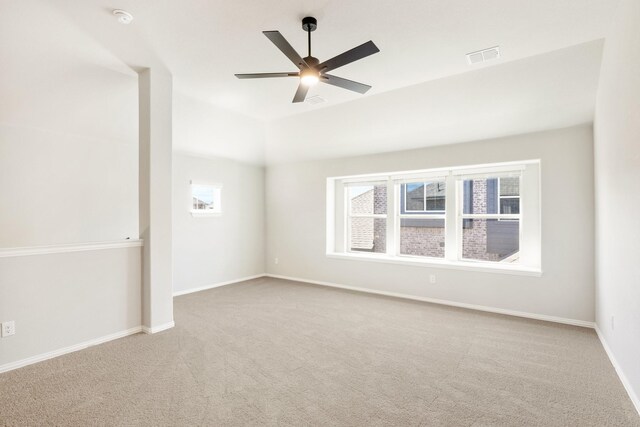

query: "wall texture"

left=172, top=153, right=265, bottom=294
left=266, top=125, right=595, bottom=322
left=594, top=0, right=640, bottom=410
left=0, top=245, right=142, bottom=370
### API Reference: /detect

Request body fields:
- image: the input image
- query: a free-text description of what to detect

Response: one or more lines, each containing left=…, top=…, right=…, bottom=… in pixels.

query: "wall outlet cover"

left=1, top=321, right=16, bottom=337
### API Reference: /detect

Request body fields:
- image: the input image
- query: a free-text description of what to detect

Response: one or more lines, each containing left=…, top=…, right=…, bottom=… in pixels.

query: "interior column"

left=138, top=67, right=174, bottom=333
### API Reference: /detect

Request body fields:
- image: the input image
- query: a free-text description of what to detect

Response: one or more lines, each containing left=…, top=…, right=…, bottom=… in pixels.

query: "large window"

left=327, top=161, right=541, bottom=274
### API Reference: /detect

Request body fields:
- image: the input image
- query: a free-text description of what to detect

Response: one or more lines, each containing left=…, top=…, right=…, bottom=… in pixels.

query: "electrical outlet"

left=1, top=321, right=15, bottom=337
left=429, top=274, right=436, bottom=284
left=274, top=258, right=279, bottom=265
left=611, top=315, right=615, bottom=331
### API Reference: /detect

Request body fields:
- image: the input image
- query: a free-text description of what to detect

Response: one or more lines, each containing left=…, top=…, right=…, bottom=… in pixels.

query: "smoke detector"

left=466, top=46, right=500, bottom=64
left=113, top=9, right=133, bottom=24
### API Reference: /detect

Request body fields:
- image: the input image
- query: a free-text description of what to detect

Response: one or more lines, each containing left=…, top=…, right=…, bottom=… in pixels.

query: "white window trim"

left=327, top=160, right=541, bottom=275
left=326, top=252, right=542, bottom=276
left=190, top=181, right=222, bottom=217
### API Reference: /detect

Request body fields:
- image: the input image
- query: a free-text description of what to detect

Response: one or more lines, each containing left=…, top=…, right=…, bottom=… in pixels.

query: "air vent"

left=305, top=95, right=326, bottom=105
left=466, top=46, right=500, bottom=64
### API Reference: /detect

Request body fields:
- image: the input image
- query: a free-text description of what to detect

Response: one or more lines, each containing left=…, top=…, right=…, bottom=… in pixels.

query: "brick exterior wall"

left=400, top=226, right=444, bottom=257
left=461, top=179, right=500, bottom=261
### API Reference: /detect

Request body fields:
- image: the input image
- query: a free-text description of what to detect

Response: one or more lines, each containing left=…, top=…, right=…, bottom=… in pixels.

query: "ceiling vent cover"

left=466, top=46, right=500, bottom=64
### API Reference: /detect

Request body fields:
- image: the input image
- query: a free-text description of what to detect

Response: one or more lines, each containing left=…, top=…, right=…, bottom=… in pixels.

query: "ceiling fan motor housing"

left=302, top=16, right=317, bottom=32
left=303, top=56, right=320, bottom=68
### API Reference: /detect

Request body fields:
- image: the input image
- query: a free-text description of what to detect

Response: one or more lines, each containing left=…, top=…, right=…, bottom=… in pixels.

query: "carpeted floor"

left=1, top=277, right=638, bottom=426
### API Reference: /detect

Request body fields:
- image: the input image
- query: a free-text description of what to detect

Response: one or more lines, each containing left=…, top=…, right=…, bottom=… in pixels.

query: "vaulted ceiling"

left=0, top=0, right=621, bottom=163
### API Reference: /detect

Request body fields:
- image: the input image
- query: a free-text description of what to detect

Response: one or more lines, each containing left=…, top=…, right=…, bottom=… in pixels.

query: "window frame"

left=457, top=174, right=522, bottom=263
left=327, top=160, right=541, bottom=276
left=345, top=181, right=388, bottom=255
left=396, top=178, right=447, bottom=260
left=190, top=181, right=222, bottom=217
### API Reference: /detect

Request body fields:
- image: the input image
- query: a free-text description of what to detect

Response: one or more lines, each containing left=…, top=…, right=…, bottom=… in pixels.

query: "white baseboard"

left=595, top=325, right=640, bottom=416
left=0, top=326, right=142, bottom=374
left=172, top=274, right=266, bottom=297
left=265, top=274, right=595, bottom=328
left=142, top=321, right=175, bottom=334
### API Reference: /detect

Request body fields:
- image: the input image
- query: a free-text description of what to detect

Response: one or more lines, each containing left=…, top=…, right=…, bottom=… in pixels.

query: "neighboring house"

left=350, top=179, right=519, bottom=261
left=350, top=186, right=386, bottom=252
left=192, top=197, right=213, bottom=210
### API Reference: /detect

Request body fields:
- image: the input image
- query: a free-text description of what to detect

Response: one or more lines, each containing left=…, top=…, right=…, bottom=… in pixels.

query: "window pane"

left=403, top=181, right=445, bottom=213
left=349, top=184, right=387, bottom=215
left=399, top=218, right=445, bottom=258
left=462, top=219, right=519, bottom=262
left=463, top=178, right=499, bottom=214
left=463, top=179, right=490, bottom=214
left=500, top=177, right=520, bottom=197
left=404, top=183, right=425, bottom=211
left=425, top=182, right=446, bottom=211
left=500, top=198, right=520, bottom=214
left=350, top=217, right=386, bottom=253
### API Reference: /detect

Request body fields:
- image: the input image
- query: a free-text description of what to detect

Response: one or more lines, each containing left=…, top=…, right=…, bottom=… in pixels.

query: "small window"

left=190, top=182, right=222, bottom=216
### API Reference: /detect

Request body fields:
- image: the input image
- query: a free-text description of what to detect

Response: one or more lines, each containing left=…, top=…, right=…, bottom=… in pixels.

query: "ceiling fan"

left=235, top=17, right=380, bottom=103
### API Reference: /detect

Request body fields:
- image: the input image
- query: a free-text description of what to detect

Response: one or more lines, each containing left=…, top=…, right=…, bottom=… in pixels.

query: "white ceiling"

left=266, top=40, right=604, bottom=163
left=0, top=0, right=620, bottom=164
left=46, top=0, right=617, bottom=121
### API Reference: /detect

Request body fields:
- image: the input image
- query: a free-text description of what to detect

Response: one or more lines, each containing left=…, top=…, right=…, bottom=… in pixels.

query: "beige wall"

left=266, top=125, right=595, bottom=322
left=594, top=0, right=640, bottom=409
left=172, top=153, right=265, bottom=294
left=0, top=113, right=138, bottom=248
left=0, top=246, right=142, bottom=369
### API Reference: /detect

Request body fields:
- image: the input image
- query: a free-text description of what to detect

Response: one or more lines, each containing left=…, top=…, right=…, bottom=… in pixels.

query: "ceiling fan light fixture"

left=234, top=17, right=379, bottom=102
left=300, top=69, right=319, bottom=86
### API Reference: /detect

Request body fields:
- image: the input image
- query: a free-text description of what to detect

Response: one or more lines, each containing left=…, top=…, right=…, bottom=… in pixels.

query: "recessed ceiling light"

left=466, top=46, right=500, bottom=64
left=112, top=9, right=133, bottom=24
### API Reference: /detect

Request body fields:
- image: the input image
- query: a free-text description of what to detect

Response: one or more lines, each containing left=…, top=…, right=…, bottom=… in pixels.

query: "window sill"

left=326, top=252, right=542, bottom=277
left=190, top=211, right=222, bottom=217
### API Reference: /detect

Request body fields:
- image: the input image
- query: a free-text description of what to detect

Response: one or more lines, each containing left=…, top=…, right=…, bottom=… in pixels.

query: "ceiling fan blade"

left=263, top=31, right=308, bottom=69
left=235, top=72, right=298, bottom=79
left=321, top=74, right=372, bottom=94
left=292, top=83, right=309, bottom=103
left=317, top=41, right=380, bottom=73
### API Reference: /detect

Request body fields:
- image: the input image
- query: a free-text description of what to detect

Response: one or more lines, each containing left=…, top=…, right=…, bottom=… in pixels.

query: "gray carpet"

left=1, top=277, right=638, bottom=426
